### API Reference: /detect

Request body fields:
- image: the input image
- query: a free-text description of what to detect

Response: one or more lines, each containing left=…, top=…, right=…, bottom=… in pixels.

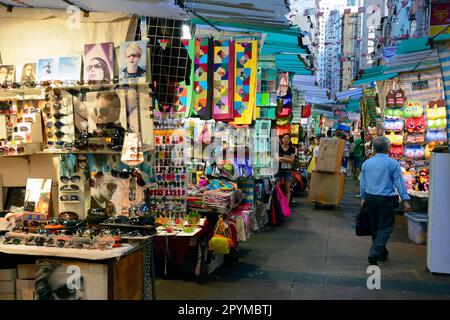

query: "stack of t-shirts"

left=203, top=190, right=234, bottom=213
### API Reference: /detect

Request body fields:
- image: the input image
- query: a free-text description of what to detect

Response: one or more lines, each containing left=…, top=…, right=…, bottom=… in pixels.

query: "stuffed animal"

left=428, top=118, right=447, bottom=130
left=427, top=106, right=446, bottom=120
left=393, top=119, right=404, bottom=132
left=395, top=89, right=405, bottom=107
left=385, top=108, right=394, bottom=118
left=407, top=133, right=425, bottom=144
left=390, top=144, right=404, bottom=159
left=386, top=132, right=404, bottom=145
left=384, top=119, right=395, bottom=132
left=406, top=115, right=426, bottom=133
left=427, top=130, right=447, bottom=144
left=386, top=90, right=396, bottom=107
left=404, top=100, right=423, bottom=118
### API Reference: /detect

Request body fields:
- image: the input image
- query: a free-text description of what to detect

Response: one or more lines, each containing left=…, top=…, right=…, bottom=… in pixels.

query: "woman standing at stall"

left=276, top=133, right=296, bottom=204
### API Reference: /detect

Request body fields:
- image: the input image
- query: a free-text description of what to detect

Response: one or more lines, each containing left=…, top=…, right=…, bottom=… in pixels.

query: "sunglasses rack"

left=150, top=114, right=187, bottom=220
left=42, top=91, right=76, bottom=150
left=58, top=174, right=86, bottom=219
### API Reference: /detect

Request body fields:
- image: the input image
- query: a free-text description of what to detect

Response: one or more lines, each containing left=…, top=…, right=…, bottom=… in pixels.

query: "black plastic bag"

left=356, top=205, right=372, bottom=236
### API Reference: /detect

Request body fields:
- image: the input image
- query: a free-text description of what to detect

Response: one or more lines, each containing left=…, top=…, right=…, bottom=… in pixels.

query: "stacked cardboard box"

left=16, top=264, right=36, bottom=300
left=0, top=268, right=17, bottom=300
left=309, top=138, right=346, bottom=205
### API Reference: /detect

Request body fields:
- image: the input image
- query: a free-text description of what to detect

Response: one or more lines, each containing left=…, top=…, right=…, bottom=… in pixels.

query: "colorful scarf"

left=212, top=40, right=235, bottom=121
left=231, top=40, right=258, bottom=125
left=175, top=39, right=195, bottom=117
left=193, top=38, right=213, bottom=120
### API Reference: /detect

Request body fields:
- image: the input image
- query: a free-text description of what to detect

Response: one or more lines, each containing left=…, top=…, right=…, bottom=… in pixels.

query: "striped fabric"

left=397, top=68, right=444, bottom=108
left=436, top=41, right=450, bottom=142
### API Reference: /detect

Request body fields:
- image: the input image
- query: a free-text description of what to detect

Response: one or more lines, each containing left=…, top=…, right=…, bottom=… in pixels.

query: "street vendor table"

left=0, top=238, right=156, bottom=300
left=153, top=221, right=212, bottom=275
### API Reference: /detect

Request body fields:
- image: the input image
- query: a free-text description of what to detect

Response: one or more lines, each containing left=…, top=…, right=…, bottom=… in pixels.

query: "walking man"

left=360, top=137, right=411, bottom=265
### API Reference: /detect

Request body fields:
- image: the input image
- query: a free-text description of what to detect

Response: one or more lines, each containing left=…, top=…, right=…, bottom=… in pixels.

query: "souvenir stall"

left=357, top=65, right=447, bottom=212
left=0, top=9, right=163, bottom=300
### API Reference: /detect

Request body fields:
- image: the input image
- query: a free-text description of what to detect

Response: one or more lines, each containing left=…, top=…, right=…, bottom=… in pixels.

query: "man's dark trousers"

left=365, top=194, right=397, bottom=260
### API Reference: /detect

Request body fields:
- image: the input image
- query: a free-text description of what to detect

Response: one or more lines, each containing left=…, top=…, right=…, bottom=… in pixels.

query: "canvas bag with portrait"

left=121, top=132, right=144, bottom=166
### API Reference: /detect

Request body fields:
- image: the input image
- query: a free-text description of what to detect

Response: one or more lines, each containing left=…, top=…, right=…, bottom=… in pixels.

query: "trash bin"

left=405, top=212, right=428, bottom=245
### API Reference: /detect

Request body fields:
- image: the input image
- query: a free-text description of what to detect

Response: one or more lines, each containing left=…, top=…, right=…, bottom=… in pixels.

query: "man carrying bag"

left=359, top=137, right=411, bottom=265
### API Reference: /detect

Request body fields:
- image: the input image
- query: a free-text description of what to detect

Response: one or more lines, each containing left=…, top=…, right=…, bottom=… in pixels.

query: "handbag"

left=356, top=204, right=372, bottom=236
left=209, top=216, right=233, bottom=254
left=275, top=184, right=291, bottom=218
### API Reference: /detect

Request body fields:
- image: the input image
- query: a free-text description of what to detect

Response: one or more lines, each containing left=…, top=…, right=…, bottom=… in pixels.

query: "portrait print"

left=84, top=42, right=114, bottom=82
left=119, top=40, right=147, bottom=83
left=0, top=65, right=15, bottom=83
left=37, top=58, right=58, bottom=82
left=36, top=259, right=108, bottom=300
left=58, top=56, right=82, bottom=81
left=86, top=90, right=127, bottom=133
left=16, top=63, right=36, bottom=83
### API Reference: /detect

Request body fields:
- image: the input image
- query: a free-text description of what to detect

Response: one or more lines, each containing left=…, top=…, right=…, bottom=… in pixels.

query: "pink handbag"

left=275, top=184, right=291, bottom=218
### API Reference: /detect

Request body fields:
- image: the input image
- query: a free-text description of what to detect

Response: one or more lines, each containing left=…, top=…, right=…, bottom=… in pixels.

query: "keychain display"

left=149, top=112, right=187, bottom=219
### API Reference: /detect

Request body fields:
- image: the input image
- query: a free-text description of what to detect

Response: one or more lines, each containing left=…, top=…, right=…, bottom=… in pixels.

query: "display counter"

left=0, top=239, right=155, bottom=300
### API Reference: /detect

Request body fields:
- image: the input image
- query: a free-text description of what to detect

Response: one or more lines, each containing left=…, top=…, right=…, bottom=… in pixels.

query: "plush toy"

left=404, top=100, right=423, bottom=118
left=404, top=145, right=425, bottom=159
left=393, top=119, right=404, bottom=132
left=425, top=144, right=433, bottom=159
left=395, top=89, right=405, bottom=107
left=385, top=108, right=394, bottom=118
left=427, top=130, right=447, bottom=144
left=404, top=145, right=416, bottom=158
left=427, top=106, right=446, bottom=120
left=386, top=132, right=404, bottom=145
left=390, top=145, right=404, bottom=159
left=428, top=118, right=447, bottom=130
left=406, top=115, right=426, bottom=133
left=386, top=90, right=395, bottom=107
left=406, top=133, right=425, bottom=144
left=414, top=146, right=425, bottom=159
left=384, top=119, right=395, bottom=132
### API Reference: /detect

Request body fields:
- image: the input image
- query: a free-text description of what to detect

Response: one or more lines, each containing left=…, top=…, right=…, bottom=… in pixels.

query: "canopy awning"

left=383, top=49, right=441, bottom=74
left=353, top=66, right=398, bottom=86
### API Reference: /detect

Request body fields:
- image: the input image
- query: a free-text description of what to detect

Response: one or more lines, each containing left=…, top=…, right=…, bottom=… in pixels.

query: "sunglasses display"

left=60, top=175, right=81, bottom=184
left=60, top=195, right=79, bottom=202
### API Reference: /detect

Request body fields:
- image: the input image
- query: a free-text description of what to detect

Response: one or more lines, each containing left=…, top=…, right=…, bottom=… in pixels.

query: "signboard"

left=429, top=2, right=450, bottom=37
left=412, top=80, right=430, bottom=91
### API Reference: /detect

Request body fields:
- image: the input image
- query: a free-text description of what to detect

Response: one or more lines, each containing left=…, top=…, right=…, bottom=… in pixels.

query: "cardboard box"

left=17, top=264, right=36, bottom=280
left=16, top=290, right=35, bottom=300
left=316, top=138, right=345, bottom=173
left=0, top=269, right=17, bottom=281
left=0, top=280, right=16, bottom=293
left=16, top=279, right=35, bottom=291
left=308, top=172, right=345, bottom=205
left=0, top=293, right=16, bottom=300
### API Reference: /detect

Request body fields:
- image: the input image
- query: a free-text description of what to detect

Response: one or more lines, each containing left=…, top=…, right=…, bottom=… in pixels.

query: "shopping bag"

left=209, top=216, right=233, bottom=254
left=356, top=205, right=372, bottom=236
left=307, top=156, right=316, bottom=175
left=275, top=184, right=291, bottom=218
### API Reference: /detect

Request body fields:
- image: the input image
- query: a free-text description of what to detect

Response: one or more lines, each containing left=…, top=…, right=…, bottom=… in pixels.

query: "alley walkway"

left=155, top=179, right=450, bottom=299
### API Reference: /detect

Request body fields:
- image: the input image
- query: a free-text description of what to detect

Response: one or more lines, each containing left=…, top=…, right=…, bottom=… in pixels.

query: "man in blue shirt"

left=360, top=137, right=411, bottom=265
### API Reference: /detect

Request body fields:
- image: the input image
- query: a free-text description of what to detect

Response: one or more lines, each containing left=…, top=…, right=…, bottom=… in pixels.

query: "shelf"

left=59, top=201, right=80, bottom=204
left=0, top=153, right=36, bottom=158
left=0, top=82, right=152, bottom=96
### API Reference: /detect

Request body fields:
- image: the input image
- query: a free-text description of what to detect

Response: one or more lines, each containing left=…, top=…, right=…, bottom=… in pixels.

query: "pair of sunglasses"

left=46, top=112, right=67, bottom=119
left=60, top=184, right=80, bottom=191
left=60, top=175, right=81, bottom=184
left=60, top=195, right=79, bottom=202
left=47, top=131, right=66, bottom=139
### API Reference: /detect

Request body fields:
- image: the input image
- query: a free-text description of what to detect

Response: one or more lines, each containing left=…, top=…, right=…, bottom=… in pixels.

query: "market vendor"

left=276, top=133, right=296, bottom=203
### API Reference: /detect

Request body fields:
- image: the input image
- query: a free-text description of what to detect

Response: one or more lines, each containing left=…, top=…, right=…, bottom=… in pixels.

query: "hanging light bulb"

left=182, top=24, right=192, bottom=40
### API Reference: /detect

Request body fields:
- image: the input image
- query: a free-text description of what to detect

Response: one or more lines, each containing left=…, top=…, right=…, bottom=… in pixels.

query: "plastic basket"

left=405, top=212, right=428, bottom=245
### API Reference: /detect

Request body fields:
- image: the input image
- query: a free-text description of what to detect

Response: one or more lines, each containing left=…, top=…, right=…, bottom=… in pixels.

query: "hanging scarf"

left=231, top=40, right=258, bottom=125
left=193, top=37, right=213, bottom=120
left=212, top=40, right=235, bottom=121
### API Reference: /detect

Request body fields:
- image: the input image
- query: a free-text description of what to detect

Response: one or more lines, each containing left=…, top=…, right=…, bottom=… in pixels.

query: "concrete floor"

left=155, top=179, right=450, bottom=299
